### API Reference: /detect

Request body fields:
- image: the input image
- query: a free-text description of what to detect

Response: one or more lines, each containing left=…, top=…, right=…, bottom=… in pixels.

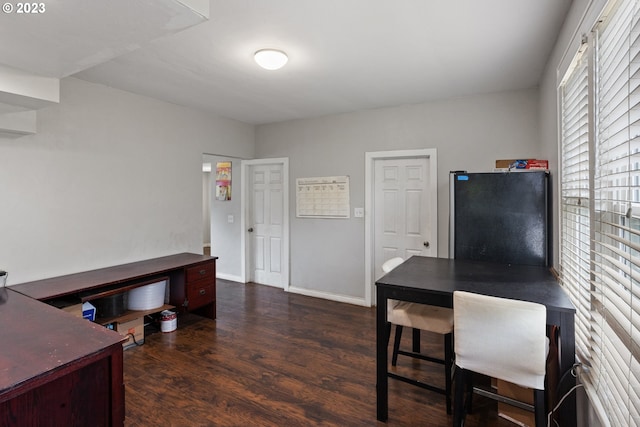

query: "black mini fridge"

left=448, top=171, right=550, bottom=267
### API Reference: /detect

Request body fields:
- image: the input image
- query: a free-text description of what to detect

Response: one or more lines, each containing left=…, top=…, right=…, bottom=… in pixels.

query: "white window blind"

left=559, top=42, right=592, bottom=369
left=591, top=0, right=640, bottom=424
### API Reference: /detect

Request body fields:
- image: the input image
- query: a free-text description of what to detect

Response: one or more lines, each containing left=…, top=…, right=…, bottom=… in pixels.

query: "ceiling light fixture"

left=254, top=49, right=288, bottom=70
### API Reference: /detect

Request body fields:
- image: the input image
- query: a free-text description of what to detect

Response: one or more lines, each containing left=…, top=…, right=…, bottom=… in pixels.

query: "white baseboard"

left=257, top=282, right=282, bottom=289
left=214, top=279, right=369, bottom=307
left=287, top=286, right=368, bottom=307
left=216, top=273, right=244, bottom=283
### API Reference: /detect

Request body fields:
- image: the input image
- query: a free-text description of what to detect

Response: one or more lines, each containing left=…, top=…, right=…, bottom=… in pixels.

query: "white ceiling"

left=1, top=0, right=572, bottom=125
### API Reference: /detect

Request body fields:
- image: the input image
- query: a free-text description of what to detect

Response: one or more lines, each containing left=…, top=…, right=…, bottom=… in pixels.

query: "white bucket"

left=127, top=280, right=166, bottom=310
left=160, top=309, right=177, bottom=333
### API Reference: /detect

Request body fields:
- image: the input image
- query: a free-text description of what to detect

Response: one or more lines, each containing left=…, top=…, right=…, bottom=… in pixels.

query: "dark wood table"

left=0, top=289, right=125, bottom=426
left=375, top=256, right=576, bottom=426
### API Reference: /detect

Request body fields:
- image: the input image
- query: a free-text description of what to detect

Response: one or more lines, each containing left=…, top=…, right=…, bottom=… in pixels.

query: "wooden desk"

left=11, top=253, right=218, bottom=320
left=375, top=256, right=576, bottom=425
left=0, top=289, right=125, bottom=426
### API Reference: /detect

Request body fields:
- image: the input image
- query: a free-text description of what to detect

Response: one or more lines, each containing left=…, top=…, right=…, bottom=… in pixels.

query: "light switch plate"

left=354, top=207, right=364, bottom=218
left=227, top=215, right=234, bottom=223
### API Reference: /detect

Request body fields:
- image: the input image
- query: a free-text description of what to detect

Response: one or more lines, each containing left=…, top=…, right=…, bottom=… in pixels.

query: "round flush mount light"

left=254, top=49, right=288, bottom=70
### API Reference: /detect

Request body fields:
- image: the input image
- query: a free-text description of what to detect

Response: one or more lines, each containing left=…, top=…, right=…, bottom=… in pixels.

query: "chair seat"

left=382, top=258, right=454, bottom=414
left=388, top=301, right=454, bottom=335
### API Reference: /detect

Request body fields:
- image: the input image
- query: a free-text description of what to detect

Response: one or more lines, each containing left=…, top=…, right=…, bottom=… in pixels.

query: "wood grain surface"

left=123, top=280, right=515, bottom=426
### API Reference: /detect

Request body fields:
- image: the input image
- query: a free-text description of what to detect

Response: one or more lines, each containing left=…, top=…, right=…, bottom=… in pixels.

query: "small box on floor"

left=497, top=379, right=535, bottom=426
left=48, top=297, right=84, bottom=318
left=62, top=303, right=83, bottom=317
left=116, top=317, right=144, bottom=349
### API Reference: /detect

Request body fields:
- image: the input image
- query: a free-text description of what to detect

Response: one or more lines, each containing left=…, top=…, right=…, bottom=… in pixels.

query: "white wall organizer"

left=296, top=176, right=350, bottom=218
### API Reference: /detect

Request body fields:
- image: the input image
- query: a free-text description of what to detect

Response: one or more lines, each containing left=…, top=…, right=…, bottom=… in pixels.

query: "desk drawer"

left=186, top=282, right=215, bottom=310
left=186, top=262, right=215, bottom=283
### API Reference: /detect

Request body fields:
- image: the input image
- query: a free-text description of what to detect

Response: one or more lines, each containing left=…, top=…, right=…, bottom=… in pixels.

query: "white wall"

left=256, top=89, right=541, bottom=299
left=0, top=77, right=254, bottom=285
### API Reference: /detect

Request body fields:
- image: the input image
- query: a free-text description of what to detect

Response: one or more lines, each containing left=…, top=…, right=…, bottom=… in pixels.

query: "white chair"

left=383, top=257, right=455, bottom=414
left=452, top=290, right=548, bottom=427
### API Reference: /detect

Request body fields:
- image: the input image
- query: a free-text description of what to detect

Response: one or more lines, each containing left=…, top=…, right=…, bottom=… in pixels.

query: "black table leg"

left=557, top=312, right=577, bottom=427
left=376, top=289, right=388, bottom=421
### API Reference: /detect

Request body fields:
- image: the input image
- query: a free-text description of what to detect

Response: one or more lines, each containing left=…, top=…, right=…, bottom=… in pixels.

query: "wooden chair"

left=452, top=290, right=548, bottom=427
left=383, top=257, right=454, bottom=414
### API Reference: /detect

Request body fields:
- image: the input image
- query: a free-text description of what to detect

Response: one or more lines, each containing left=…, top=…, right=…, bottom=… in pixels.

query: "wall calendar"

left=296, top=176, right=350, bottom=218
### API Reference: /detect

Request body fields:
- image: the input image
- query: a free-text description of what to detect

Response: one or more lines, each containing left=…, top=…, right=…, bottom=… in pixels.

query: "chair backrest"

left=453, top=291, right=547, bottom=390
left=382, top=257, right=404, bottom=273
left=382, top=257, right=405, bottom=316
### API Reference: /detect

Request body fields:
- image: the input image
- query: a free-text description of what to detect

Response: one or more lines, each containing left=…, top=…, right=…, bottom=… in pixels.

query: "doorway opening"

left=203, top=154, right=245, bottom=283
left=202, top=162, right=212, bottom=256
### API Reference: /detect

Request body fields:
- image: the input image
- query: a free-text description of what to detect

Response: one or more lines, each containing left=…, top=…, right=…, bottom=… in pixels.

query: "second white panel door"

left=249, top=163, right=284, bottom=287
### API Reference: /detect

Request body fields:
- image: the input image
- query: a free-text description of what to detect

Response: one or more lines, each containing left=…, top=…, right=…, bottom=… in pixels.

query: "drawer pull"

left=199, top=288, right=206, bottom=295
left=199, top=269, right=206, bottom=276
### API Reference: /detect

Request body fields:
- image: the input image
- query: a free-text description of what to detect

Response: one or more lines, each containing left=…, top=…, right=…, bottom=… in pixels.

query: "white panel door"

left=374, top=157, right=434, bottom=279
left=249, top=163, right=284, bottom=287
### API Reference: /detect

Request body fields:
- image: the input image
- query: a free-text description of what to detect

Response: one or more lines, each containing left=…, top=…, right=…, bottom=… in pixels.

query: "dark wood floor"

left=123, top=280, right=516, bottom=426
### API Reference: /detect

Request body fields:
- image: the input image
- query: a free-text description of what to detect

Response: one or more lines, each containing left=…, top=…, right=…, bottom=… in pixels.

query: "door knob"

left=423, top=241, right=429, bottom=248
left=248, top=227, right=254, bottom=232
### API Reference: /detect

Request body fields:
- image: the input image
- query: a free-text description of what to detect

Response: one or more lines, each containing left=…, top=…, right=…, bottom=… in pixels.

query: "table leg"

left=412, top=328, right=421, bottom=353
left=376, top=289, right=388, bottom=421
left=557, top=312, right=576, bottom=427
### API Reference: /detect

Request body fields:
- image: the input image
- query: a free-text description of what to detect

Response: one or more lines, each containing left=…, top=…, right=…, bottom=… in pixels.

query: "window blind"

left=591, top=0, right=640, bottom=424
left=560, top=42, right=592, bottom=368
